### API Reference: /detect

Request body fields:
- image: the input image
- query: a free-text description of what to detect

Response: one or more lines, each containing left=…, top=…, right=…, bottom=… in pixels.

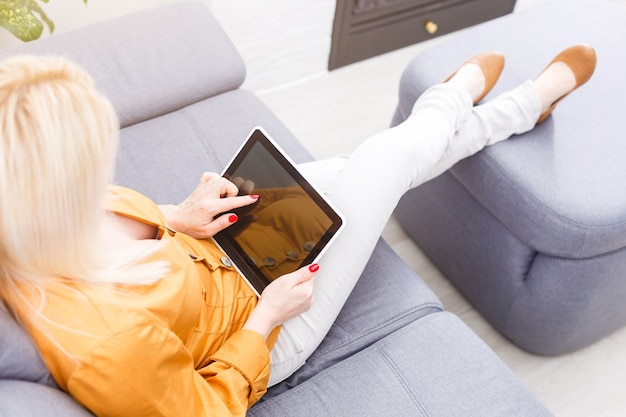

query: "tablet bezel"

left=212, top=127, right=344, bottom=295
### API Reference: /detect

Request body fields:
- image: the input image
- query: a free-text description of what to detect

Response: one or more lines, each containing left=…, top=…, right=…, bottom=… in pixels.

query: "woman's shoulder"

left=106, top=185, right=166, bottom=225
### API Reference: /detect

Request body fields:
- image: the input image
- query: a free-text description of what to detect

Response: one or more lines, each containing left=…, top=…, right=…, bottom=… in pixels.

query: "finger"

left=220, top=177, right=240, bottom=198
left=205, top=176, right=238, bottom=199
left=294, top=275, right=315, bottom=307
left=202, top=212, right=240, bottom=237
left=200, top=172, right=219, bottom=184
left=294, top=264, right=320, bottom=286
left=215, top=194, right=259, bottom=214
left=296, top=276, right=315, bottom=295
left=221, top=212, right=241, bottom=228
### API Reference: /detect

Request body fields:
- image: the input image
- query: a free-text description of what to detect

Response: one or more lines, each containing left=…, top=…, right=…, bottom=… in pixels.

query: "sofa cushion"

left=249, top=312, right=552, bottom=417
left=0, top=1, right=246, bottom=129
left=392, top=0, right=626, bottom=259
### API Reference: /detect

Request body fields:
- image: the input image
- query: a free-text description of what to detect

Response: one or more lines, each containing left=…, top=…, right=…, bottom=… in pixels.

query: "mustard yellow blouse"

left=4, top=186, right=279, bottom=417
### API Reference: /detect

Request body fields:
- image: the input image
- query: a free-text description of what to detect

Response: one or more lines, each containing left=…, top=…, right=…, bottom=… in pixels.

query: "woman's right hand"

left=243, top=264, right=319, bottom=339
left=159, top=172, right=259, bottom=239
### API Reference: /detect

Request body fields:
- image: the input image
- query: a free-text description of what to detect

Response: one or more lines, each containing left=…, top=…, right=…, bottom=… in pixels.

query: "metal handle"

left=424, top=20, right=438, bottom=34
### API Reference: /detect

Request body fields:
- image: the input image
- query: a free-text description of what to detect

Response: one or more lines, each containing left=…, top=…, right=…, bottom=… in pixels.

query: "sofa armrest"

left=0, top=1, right=246, bottom=128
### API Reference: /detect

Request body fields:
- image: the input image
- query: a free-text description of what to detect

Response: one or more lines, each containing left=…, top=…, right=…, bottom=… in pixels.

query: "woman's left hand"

left=243, top=264, right=318, bottom=339
left=159, top=172, right=259, bottom=239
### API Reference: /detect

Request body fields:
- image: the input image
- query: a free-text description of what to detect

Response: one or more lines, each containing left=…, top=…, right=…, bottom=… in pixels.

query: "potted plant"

left=0, top=0, right=87, bottom=42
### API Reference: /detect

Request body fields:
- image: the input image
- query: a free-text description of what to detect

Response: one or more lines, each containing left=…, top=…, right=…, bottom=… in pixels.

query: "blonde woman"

left=0, top=46, right=595, bottom=417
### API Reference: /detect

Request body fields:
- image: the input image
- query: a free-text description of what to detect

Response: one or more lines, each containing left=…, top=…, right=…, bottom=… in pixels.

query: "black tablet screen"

left=213, top=128, right=343, bottom=294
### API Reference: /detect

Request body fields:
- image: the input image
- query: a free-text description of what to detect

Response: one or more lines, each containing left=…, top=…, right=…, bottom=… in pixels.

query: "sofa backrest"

left=0, top=1, right=246, bottom=128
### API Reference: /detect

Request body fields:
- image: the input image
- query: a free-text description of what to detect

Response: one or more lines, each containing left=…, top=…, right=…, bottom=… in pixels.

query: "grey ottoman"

left=391, top=0, right=626, bottom=355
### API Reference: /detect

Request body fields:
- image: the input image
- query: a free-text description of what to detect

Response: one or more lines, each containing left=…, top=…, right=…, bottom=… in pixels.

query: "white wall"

left=0, top=0, right=213, bottom=48
left=206, top=0, right=336, bottom=92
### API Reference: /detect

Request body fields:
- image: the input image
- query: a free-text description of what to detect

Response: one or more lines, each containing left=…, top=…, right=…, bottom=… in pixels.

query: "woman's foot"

left=534, top=44, right=597, bottom=124
left=444, top=52, right=505, bottom=104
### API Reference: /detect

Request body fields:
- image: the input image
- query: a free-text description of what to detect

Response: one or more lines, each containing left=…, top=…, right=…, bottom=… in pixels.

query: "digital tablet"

left=213, top=127, right=344, bottom=295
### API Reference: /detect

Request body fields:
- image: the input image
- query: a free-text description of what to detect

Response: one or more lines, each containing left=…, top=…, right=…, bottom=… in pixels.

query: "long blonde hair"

left=0, top=55, right=168, bottom=305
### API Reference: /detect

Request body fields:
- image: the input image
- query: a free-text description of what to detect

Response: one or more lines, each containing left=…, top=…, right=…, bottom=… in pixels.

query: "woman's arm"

left=66, top=263, right=319, bottom=417
left=68, top=325, right=270, bottom=417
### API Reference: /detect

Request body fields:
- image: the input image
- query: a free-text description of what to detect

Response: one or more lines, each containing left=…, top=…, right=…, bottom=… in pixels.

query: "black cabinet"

left=329, top=0, right=517, bottom=70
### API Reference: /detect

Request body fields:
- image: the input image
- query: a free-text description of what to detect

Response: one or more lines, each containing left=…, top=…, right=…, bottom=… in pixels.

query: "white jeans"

left=268, top=80, right=541, bottom=385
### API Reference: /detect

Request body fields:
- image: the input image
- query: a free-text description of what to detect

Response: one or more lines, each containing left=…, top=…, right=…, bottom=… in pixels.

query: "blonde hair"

left=0, top=55, right=168, bottom=305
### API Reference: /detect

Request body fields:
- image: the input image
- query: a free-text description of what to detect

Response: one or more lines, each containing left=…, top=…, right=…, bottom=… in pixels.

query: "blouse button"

left=220, top=256, right=233, bottom=268
left=263, top=257, right=277, bottom=267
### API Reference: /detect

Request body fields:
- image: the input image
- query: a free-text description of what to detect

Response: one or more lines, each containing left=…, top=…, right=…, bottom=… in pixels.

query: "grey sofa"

left=0, top=2, right=552, bottom=416
left=392, top=0, right=626, bottom=357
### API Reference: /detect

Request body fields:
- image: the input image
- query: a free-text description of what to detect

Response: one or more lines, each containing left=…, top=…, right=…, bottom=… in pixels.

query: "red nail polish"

left=250, top=194, right=260, bottom=200
left=309, top=264, right=320, bottom=273
left=228, top=214, right=238, bottom=223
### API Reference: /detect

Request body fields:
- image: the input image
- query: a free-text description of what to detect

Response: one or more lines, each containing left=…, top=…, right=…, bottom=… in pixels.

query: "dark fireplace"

left=329, top=0, right=516, bottom=70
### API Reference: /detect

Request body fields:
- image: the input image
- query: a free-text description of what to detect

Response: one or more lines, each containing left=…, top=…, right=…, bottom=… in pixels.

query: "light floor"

left=209, top=0, right=626, bottom=416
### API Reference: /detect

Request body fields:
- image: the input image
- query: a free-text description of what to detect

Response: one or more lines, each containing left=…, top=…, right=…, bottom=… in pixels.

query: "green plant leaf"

left=0, top=0, right=55, bottom=42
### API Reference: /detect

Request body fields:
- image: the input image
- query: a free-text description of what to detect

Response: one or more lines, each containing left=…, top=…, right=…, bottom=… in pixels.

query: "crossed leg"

left=267, top=50, right=584, bottom=383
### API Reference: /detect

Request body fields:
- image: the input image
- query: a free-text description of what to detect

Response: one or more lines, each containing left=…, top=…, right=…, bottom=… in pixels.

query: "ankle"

left=533, top=62, right=576, bottom=114
left=446, top=63, right=486, bottom=103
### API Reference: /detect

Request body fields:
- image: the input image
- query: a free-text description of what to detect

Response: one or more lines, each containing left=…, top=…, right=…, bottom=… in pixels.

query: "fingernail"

left=250, top=194, right=260, bottom=200
left=228, top=214, right=238, bottom=223
left=309, top=264, right=320, bottom=273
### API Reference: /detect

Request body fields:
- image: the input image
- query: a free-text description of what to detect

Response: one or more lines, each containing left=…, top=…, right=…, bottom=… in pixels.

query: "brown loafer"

left=444, top=52, right=505, bottom=104
left=536, top=44, right=597, bottom=124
